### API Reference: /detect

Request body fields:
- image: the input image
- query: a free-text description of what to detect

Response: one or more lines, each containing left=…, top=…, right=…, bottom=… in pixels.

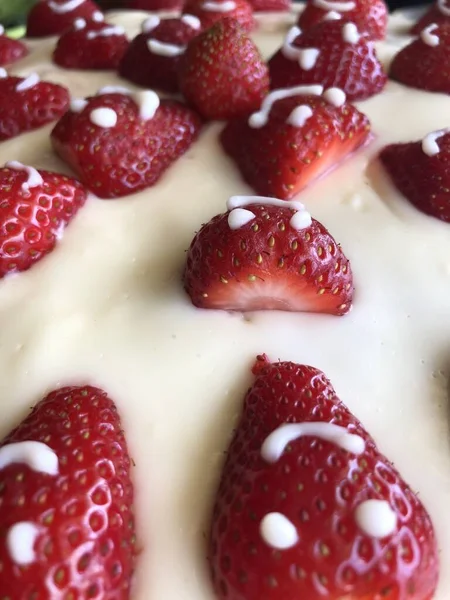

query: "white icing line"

left=438, top=0, right=450, bottom=16
left=181, top=14, right=202, bottom=29
left=248, top=85, right=323, bottom=128
left=281, top=28, right=320, bottom=71
left=133, top=90, right=160, bottom=121
left=70, top=98, right=88, bottom=112
left=201, top=0, right=236, bottom=11
left=147, top=39, right=186, bottom=57
left=323, top=87, right=346, bottom=107
left=90, top=107, right=118, bottom=128
left=421, top=23, right=440, bottom=47
left=261, top=422, right=365, bottom=463
left=290, top=210, right=312, bottom=230
left=323, top=9, right=342, bottom=20
left=228, top=195, right=305, bottom=211
left=286, top=104, right=313, bottom=128
left=86, top=25, right=125, bottom=39
left=342, top=22, right=360, bottom=44
left=0, top=68, right=8, bottom=78
left=313, top=0, right=355, bottom=11
left=73, top=17, right=86, bottom=30
left=16, top=73, right=40, bottom=93
left=0, top=441, right=58, bottom=475
left=422, top=128, right=450, bottom=156
left=92, top=11, right=104, bottom=22
left=228, top=208, right=256, bottom=229
left=260, top=513, right=299, bottom=549
left=6, top=161, right=44, bottom=193
left=7, top=522, right=40, bottom=566
left=355, top=500, right=397, bottom=538
left=282, top=26, right=301, bottom=58
left=48, top=0, right=84, bottom=14
left=142, top=15, right=161, bottom=33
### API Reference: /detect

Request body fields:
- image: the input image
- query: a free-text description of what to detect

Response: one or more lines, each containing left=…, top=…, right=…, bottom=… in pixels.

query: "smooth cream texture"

left=1, top=7, right=450, bottom=599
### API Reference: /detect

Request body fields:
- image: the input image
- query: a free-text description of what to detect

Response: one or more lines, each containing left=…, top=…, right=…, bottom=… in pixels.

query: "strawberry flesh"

left=210, top=356, right=439, bottom=600
left=0, top=34, right=28, bottom=66
left=184, top=202, right=353, bottom=315
left=182, top=0, right=255, bottom=32
left=26, top=0, right=102, bottom=38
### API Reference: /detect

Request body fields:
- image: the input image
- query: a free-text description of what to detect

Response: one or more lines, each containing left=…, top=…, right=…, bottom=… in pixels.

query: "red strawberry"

left=0, top=26, right=28, bottom=66
left=119, top=15, right=202, bottom=93
left=298, top=0, right=388, bottom=40
left=0, top=385, right=136, bottom=598
left=411, top=0, right=450, bottom=34
left=127, top=0, right=183, bottom=9
left=0, top=73, right=70, bottom=141
left=0, top=163, right=87, bottom=278
left=51, top=89, right=202, bottom=199
left=182, top=0, right=255, bottom=32
left=389, top=22, right=450, bottom=94
left=221, top=86, right=371, bottom=199
left=379, top=129, right=450, bottom=223
left=246, top=0, right=291, bottom=12
left=269, top=21, right=387, bottom=101
left=26, top=0, right=103, bottom=38
left=210, top=355, right=439, bottom=600
left=184, top=198, right=353, bottom=315
left=53, top=19, right=129, bottom=70
left=178, top=18, right=269, bottom=120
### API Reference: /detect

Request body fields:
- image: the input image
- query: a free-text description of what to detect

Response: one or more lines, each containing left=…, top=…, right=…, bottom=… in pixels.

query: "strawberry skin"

left=0, top=386, right=136, bottom=599
left=182, top=0, right=255, bottom=33
left=221, top=93, right=371, bottom=199
left=410, top=2, right=449, bottom=34
left=26, top=0, right=102, bottom=38
left=246, top=0, right=291, bottom=11
left=51, top=91, right=202, bottom=199
left=390, top=22, right=450, bottom=94
left=210, top=356, right=439, bottom=600
left=178, top=18, right=269, bottom=120
left=269, top=21, right=387, bottom=101
left=119, top=17, right=201, bottom=93
left=53, top=20, right=129, bottom=70
left=184, top=201, right=353, bottom=315
left=0, top=75, right=70, bottom=141
left=127, top=0, right=184, bottom=9
left=0, top=165, right=87, bottom=278
left=298, top=0, right=388, bottom=41
left=0, top=31, right=28, bottom=66
left=380, top=131, right=450, bottom=223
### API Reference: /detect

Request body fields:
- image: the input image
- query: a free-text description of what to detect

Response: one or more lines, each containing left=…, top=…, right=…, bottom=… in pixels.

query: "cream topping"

left=260, top=513, right=299, bottom=549
left=70, top=97, right=88, bottom=112
left=48, top=0, right=85, bottom=14
left=6, top=522, right=40, bottom=565
left=147, top=39, right=186, bottom=57
left=0, top=24, right=5, bottom=35
left=86, top=25, right=126, bottom=39
left=227, top=196, right=305, bottom=211
left=89, top=107, right=118, bottom=128
left=323, top=87, right=346, bottom=107
left=438, top=0, right=450, bottom=16
left=421, top=23, right=440, bottom=47
left=5, top=161, right=44, bottom=192
left=201, top=0, right=236, bottom=11
left=0, top=441, right=58, bottom=475
left=228, top=208, right=256, bottom=229
left=142, top=16, right=161, bottom=33
left=181, top=14, right=202, bottom=29
left=342, top=22, right=360, bottom=44
left=313, top=0, right=355, bottom=11
left=422, top=128, right=450, bottom=156
left=248, top=85, right=323, bottom=128
left=355, top=500, right=398, bottom=538
left=16, top=73, right=40, bottom=92
left=281, top=27, right=320, bottom=70
left=323, top=9, right=342, bottom=19
left=0, top=67, right=7, bottom=78
left=286, top=104, right=313, bottom=127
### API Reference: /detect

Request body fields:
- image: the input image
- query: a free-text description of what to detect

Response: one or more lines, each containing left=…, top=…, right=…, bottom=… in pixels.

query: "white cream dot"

left=355, top=500, right=397, bottom=538
left=260, top=513, right=299, bottom=549
left=89, top=107, right=118, bottom=128
left=228, top=208, right=256, bottom=230
left=7, top=522, right=40, bottom=565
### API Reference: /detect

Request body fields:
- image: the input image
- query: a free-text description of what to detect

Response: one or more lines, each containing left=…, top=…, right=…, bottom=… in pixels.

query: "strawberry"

left=209, top=355, right=439, bottom=600
left=0, top=26, right=28, bottom=66
left=127, top=0, right=184, bottom=9
left=411, top=0, right=450, bottom=34
left=379, top=129, right=450, bottom=223
left=119, top=15, right=202, bottom=93
left=182, top=0, right=255, bottom=33
left=389, top=22, right=450, bottom=94
left=51, top=89, right=202, bottom=199
left=269, top=21, right=387, bottom=101
left=184, top=197, right=353, bottom=315
left=0, top=385, right=136, bottom=598
left=0, top=73, right=70, bottom=142
left=178, top=18, right=269, bottom=120
left=246, top=0, right=291, bottom=12
left=0, top=162, right=87, bottom=278
left=53, top=19, right=129, bottom=70
left=221, top=86, right=371, bottom=199
left=26, top=0, right=103, bottom=38
left=298, top=0, right=388, bottom=41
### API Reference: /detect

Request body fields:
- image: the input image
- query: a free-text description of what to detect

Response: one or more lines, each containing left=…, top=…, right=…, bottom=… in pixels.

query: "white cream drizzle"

left=48, top=0, right=85, bottom=14
left=290, top=210, right=312, bottom=230
left=260, top=513, right=299, bottom=549
left=0, top=441, right=59, bottom=475
left=5, top=161, right=44, bottom=193
left=261, top=422, right=365, bottom=463
left=422, top=128, right=450, bottom=156
left=201, top=0, right=236, bottom=11
left=86, top=25, right=126, bottom=40
left=227, top=196, right=312, bottom=231
left=70, top=97, right=88, bottom=112
left=227, top=208, right=256, bottom=229
left=438, top=0, right=450, bottom=16
left=7, top=522, right=40, bottom=566
left=16, top=73, right=40, bottom=93
left=323, top=87, right=346, bottom=107
left=89, top=107, right=118, bottom=128
left=342, top=22, right=360, bottom=44
left=142, top=15, right=161, bottom=33
left=282, top=27, right=320, bottom=71
left=181, top=14, right=202, bottom=29
left=286, top=104, right=313, bottom=128
left=73, top=17, right=86, bottom=30
left=96, top=87, right=160, bottom=121
left=313, top=0, right=355, bottom=11
left=0, top=67, right=8, bottom=78
left=228, top=195, right=305, bottom=211
left=147, top=39, right=186, bottom=57
left=248, top=85, right=323, bottom=128
left=323, top=9, right=342, bottom=20
left=421, top=23, right=440, bottom=47
left=0, top=24, right=5, bottom=35
left=92, top=11, right=104, bottom=21
left=355, top=500, right=397, bottom=538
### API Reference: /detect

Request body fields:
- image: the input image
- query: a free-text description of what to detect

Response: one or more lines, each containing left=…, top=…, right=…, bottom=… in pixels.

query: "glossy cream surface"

left=1, top=7, right=450, bottom=599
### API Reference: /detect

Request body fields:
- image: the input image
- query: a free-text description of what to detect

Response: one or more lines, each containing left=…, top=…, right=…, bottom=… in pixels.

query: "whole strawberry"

left=0, top=26, right=28, bottom=66
left=0, top=162, right=87, bottom=278
left=26, top=0, right=103, bottom=38
left=210, top=356, right=439, bottom=600
left=182, top=0, right=254, bottom=32
left=0, top=385, right=136, bottom=599
left=178, top=18, right=269, bottom=120
left=184, top=197, right=353, bottom=315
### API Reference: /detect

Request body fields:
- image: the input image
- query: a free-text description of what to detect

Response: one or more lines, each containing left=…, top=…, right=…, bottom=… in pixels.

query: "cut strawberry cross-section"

left=26, top=0, right=103, bottom=38
left=0, top=25, right=28, bottom=66
left=51, top=87, right=202, bottom=199
left=269, top=21, right=387, bottom=101
left=221, top=84, right=371, bottom=199
left=209, top=356, right=439, bottom=600
left=182, top=0, right=255, bottom=32
left=184, top=196, right=353, bottom=315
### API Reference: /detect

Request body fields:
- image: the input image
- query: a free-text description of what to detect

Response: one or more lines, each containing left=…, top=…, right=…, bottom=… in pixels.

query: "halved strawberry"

left=0, top=26, right=28, bottom=66
left=269, top=21, right=387, bottom=101
left=53, top=19, right=129, bottom=70
left=178, top=18, right=269, bottom=120
left=210, top=355, right=439, bottom=600
left=298, top=0, right=388, bottom=40
left=221, top=85, right=371, bottom=199
left=184, top=197, right=353, bottom=315
left=51, top=88, right=202, bottom=199
left=390, top=22, right=450, bottom=94
left=182, top=0, right=255, bottom=32
left=0, top=385, right=136, bottom=598
left=26, top=0, right=103, bottom=38
left=411, top=0, right=450, bottom=34
left=0, top=162, right=87, bottom=278
left=119, top=15, right=201, bottom=93
left=127, top=0, right=184, bottom=9
left=0, top=73, right=70, bottom=141
left=379, top=128, right=450, bottom=223
left=246, top=0, right=291, bottom=12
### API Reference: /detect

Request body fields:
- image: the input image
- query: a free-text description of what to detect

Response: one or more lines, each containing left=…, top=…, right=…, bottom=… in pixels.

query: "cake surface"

left=1, top=6, right=450, bottom=599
